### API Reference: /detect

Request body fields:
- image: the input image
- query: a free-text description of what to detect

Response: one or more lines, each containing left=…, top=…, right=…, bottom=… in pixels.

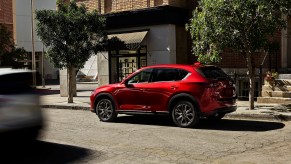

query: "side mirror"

left=124, top=79, right=131, bottom=87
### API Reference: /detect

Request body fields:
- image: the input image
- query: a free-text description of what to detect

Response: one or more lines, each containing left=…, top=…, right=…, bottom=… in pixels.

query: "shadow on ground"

left=115, top=115, right=175, bottom=126
left=0, top=140, right=100, bottom=164
left=35, top=89, right=60, bottom=95
left=114, top=115, right=285, bottom=132
left=196, top=119, right=285, bottom=131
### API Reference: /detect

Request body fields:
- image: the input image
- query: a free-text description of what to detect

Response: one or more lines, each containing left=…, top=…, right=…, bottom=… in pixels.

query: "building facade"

left=14, top=0, right=58, bottom=80
left=1, top=0, right=59, bottom=81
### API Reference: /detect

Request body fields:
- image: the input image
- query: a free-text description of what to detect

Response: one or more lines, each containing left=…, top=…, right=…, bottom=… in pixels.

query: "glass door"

left=118, top=57, right=138, bottom=82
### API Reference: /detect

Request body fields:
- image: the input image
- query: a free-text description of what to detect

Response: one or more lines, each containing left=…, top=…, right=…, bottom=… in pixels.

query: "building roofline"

left=104, top=5, right=190, bottom=30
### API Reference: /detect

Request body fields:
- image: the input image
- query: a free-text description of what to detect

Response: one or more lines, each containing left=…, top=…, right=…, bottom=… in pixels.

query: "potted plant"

left=264, top=71, right=278, bottom=86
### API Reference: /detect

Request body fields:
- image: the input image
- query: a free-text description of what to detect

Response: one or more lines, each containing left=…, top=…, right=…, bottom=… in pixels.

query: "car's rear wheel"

left=95, top=98, right=117, bottom=122
left=171, top=101, right=199, bottom=128
left=207, top=113, right=225, bottom=121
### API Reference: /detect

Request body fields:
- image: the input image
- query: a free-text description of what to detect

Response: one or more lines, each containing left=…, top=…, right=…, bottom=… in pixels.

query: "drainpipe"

left=30, top=0, right=36, bottom=88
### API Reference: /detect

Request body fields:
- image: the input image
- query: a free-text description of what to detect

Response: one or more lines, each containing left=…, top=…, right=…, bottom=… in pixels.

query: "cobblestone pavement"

left=23, top=109, right=291, bottom=164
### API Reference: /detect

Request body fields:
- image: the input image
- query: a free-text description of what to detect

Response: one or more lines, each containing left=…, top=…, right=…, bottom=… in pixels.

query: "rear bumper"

left=202, top=105, right=237, bottom=117
left=215, top=106, right=237, bottom=114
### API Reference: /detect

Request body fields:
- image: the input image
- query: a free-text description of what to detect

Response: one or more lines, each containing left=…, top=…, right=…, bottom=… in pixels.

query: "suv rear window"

left=197, top=66, right=228, bottom=79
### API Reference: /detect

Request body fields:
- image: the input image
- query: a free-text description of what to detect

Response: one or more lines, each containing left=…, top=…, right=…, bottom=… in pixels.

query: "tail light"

left=203, top=80, right=236, bottom=99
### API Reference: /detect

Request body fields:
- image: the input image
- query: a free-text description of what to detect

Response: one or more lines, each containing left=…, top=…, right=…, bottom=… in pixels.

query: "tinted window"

left=177, top=69, right=189, bottom=80
left=152, top=68, right=189, bottom=82
left=197, top=66, right=228, bottom=79
left=128, top=68, right=152, bottom=84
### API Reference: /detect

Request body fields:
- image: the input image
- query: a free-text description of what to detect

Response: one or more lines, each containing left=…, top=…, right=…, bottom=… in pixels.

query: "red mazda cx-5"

left=90, top=63, right=237, bottom=128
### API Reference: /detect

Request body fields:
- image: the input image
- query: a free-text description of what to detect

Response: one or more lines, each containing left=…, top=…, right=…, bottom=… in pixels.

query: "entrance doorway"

left=109, top=46, right=147, bottom=83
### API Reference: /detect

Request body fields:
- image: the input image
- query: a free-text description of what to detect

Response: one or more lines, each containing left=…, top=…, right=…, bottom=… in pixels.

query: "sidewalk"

left=37, top=83, right=291, bottom=122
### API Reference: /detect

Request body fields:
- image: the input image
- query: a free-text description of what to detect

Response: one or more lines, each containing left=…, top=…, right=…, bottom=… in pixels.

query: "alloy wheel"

left=172, top=101, right=198, bottom=128
left=96, top=99, right=116, bottom=121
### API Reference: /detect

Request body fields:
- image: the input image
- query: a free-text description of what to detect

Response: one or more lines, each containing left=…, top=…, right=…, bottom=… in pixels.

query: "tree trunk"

left=246, top=53, right=255, bottom=110
left=67, top=66, right=74, bottom=103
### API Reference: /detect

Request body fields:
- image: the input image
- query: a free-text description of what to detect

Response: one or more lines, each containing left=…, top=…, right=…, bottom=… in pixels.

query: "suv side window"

left=177, top=69, right=189, bottom=80
left=152, top=68, right=188, bottom=82
left=128, top=68, right=153, bottom=84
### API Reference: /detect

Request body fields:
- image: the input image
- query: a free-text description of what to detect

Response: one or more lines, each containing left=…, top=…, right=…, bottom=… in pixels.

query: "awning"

left=108, top=31, right=148, bottom=50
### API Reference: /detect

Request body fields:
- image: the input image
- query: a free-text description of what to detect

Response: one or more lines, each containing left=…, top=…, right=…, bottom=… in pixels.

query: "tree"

left=0, top=24, right=27, bottom=68
left=187, top=0, right=291, bottom=110
left=35, top=0, right=106, bottom=103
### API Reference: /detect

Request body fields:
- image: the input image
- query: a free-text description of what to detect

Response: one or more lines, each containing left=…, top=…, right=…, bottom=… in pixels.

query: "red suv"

left=90, top=63, right=237, bottom=128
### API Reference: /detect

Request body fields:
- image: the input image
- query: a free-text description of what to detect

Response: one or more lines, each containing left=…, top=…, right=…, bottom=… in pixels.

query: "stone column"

left=97, top=52, right=109, bottom=87
left=60, top=68, right=76, bottom=97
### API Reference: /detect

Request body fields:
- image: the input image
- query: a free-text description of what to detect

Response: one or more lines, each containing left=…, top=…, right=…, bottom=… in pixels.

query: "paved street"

left=3, top=108, right=291, bottom=164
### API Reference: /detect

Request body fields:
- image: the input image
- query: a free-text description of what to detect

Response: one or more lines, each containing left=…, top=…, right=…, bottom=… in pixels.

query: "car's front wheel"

left=171, top=101, right=199, bottom=128
left=95, top=98, right=117, bottom=122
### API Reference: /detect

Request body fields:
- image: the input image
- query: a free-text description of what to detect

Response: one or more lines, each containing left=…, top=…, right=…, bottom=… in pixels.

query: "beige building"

left=12, top=0, right=58, bottom=80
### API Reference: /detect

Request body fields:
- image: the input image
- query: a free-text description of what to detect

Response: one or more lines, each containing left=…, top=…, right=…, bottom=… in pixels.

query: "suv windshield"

left=197, top=66, right=229, bottom=79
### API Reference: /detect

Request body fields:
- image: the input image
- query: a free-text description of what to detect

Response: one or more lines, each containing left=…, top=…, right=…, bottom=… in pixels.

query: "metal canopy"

left=108, top=31, right=148, bottom=50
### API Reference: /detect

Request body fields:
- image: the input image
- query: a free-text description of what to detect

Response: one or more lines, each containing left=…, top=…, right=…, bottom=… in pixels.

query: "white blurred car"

left=0, top=68, right=43, bottom=141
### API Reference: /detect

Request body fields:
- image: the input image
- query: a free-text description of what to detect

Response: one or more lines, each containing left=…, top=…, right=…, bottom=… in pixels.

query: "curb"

left=41, top=104, right=90, bottom=110
left=225, top=113, right=291, bottom=121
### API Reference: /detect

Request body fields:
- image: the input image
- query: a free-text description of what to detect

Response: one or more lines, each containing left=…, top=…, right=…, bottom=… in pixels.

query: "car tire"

left=171, top=100, right=199, bottom=128
left=206, top=113, right=225, bottom=121
left=95, top=98, right=117, bottom=122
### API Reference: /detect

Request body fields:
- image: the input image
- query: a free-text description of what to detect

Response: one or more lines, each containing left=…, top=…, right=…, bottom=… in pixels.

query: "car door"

left=115, top=68, right=153, bottom=111
left=141, top=68, right=185, bottom=112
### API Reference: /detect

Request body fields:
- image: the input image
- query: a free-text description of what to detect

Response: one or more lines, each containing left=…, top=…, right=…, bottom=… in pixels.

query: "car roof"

left=140, top=63, right=212, bottom=71
left=0, top=68, right=32, bottom=76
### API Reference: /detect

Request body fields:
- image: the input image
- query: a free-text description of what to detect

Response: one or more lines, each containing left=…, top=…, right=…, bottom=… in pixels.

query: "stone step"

left=76, top=76, right=97, bottom=82
left=262, top=91, right=291, bottom=98
left=262, top=85, right=291, bottom=92
left=279, top=74, right=291, bottom=79
left=257, top=97, right=291, bottom=104
left=275, top=79, right=291, bottom=86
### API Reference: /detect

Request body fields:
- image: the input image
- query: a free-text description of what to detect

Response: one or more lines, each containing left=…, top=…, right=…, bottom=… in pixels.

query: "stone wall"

left=77, top=0, right=196, bottom=14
